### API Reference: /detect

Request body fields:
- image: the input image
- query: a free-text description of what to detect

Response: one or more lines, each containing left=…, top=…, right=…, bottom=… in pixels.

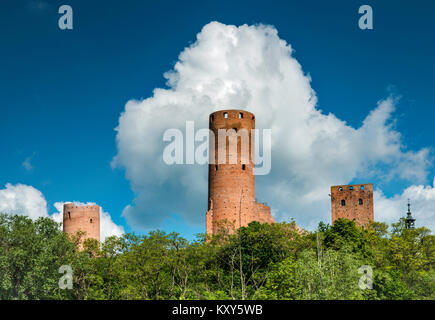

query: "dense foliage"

left=0, top=213, right=433, bottom=300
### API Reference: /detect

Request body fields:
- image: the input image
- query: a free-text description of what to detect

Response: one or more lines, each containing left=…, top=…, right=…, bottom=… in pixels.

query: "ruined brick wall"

left=331, top=184, right=374, bottom=227
left=63, top=203, right=100, bottom=246
left=206, top=109, right=274, bottom=235
left=255, top=202, right=274, bottom=224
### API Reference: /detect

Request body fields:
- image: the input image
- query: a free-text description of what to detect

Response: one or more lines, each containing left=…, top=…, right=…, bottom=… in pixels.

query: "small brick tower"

left=206, top=109, right=274, bottom=235
left=63, top=203, right=100, bottom=246
left=330, top=183, right=374, bottom=227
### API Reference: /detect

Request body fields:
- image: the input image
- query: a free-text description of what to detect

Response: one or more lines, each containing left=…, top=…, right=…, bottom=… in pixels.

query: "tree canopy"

left=0, top=213, right=433, bottom=300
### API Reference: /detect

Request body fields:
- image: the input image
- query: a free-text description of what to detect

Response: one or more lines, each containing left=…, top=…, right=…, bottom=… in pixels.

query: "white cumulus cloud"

left=113, top=21, right=433, bottom=232
left=0, top=183, right=124, bottom=241
left=375, top=177, right=435, bottom=232
left=0, top=183, right=48, bottom=219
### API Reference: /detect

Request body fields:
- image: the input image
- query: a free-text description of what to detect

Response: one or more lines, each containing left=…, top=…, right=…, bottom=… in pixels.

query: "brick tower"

left=63, top=203, right=100, bottom=246
left=206, top=109, right=274, bottom=235
left=330, top=183, right=374, bottom=227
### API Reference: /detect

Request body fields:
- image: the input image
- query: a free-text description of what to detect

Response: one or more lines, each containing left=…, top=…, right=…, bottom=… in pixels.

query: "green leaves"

left=259, top=247, right=366, bottom=300
left=0, top=213, right=433, bottom=300
left=0, top=214, right=74, bottom=299
left=323, top=218, right=372, bottom=259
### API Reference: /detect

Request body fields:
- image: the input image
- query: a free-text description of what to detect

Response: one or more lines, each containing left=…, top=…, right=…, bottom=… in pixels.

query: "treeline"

left=0, top=213, right=433, bottom=300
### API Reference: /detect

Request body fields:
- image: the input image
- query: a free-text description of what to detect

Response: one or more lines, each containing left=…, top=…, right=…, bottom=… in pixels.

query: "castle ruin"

left=63, top=203, right=100, bottom=247
left=330, top=183, right=374, bottom=227
left=206, top=109, right=274, bottom=235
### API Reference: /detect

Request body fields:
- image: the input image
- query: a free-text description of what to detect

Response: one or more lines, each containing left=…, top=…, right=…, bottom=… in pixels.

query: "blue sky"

left=1, top=0, right=434, bottom=240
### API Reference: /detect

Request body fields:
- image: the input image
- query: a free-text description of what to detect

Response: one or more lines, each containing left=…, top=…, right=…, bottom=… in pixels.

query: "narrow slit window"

left=242, top=164, right=246, bottom=170
left=224, top=112, right=228, bottom=119
left=359, top=198, right=363, bottom=205
left=215, top=165, right=218, bottom=171
left=341, top=200, right=346, bottom=206
left=68, top=212, right=71, bottom=219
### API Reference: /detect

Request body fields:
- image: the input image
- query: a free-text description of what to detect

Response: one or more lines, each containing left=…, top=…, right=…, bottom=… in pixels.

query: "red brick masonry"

left=331, top=183, right=374, bottom=227
left=206, top=109, right=274, bottom=235
left=63, top=203, right=100, bottom=246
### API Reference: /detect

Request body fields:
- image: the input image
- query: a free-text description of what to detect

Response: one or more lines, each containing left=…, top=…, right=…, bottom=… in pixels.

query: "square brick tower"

left=330, top=183, right=374, bottom=227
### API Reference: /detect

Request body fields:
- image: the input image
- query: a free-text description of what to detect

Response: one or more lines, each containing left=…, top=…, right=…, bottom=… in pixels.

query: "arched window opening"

left=242, top=164, right=246, bottom=170
left=341, top=200, right=346, bottom=206
left=239, top=112, right=243, bottom=119
left=224, top=112, right=228, bottom=119
left=359, top=198, right=363, bottom=205
left=90, top=218, right=93, bottom=223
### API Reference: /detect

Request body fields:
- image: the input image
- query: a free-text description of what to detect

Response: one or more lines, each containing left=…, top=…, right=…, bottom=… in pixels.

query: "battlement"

left=63, top=203, right=100, bottom=210
left=209, top=109, right=255, bottom=123
left=331, top=183, right=373, bottom=192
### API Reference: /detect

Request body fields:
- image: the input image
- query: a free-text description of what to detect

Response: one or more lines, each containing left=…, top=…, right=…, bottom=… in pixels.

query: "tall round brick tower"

left=63, top=203, right=100, bottom=246
left=206, top=109, right=274, bottom=235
